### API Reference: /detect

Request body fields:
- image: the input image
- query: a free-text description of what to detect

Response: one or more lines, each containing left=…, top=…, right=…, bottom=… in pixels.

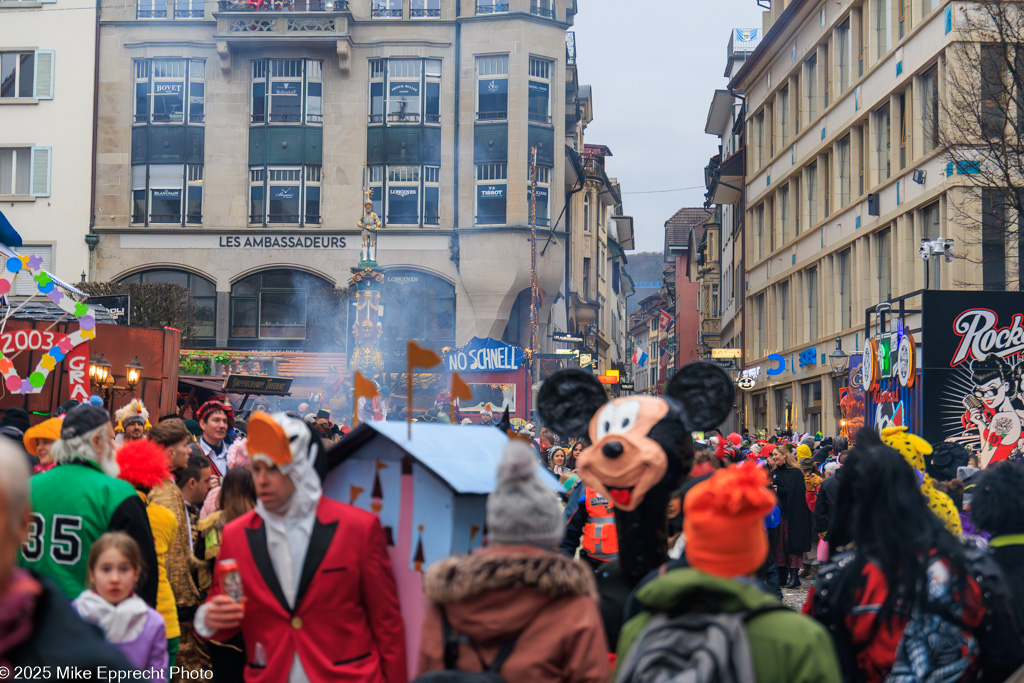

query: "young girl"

left=73, top=533, right=168, bottom=680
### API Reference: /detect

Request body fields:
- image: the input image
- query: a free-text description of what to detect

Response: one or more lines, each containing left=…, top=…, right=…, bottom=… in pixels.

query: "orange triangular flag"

left=407, top=340, right=442, bottom=369
left=407, top=341, right=442, bottom=438
left=352, top=371, right=379, bottom=428
left=450, top=372, right=474, bottom=423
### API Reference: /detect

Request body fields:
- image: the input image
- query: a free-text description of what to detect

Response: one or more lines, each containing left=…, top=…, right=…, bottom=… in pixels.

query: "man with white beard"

left=18, top=404, right=159, bottom=606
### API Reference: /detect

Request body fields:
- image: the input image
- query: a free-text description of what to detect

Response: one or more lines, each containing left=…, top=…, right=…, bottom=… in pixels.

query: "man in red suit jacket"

left=196, top=412, right=406, bottom=683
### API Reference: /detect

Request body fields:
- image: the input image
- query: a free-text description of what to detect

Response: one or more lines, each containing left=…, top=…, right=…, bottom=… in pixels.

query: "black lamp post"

left=826, top=337, right=849, bottom=431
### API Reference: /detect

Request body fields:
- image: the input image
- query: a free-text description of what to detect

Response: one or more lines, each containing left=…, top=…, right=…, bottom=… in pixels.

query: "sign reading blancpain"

left=217, top=235, right=348, bottom=249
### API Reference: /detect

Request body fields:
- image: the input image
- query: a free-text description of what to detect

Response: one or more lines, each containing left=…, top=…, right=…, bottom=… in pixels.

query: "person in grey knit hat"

left=418, top=441, right=610, bottom=681
left=486, top=440, right=563, bottom=547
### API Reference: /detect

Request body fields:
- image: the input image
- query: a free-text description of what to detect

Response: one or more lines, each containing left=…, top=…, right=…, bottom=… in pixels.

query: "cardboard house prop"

left=323, top=421, right=559, bottom=679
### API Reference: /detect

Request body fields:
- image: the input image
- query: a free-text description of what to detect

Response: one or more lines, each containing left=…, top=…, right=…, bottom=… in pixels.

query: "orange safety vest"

left=581, top=487, right=619, bottom=561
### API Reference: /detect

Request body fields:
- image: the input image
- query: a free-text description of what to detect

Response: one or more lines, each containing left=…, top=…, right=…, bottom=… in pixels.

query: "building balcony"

left=216, top=0, right=346, bottom=10
left=214, top=1, right=351, bottom=72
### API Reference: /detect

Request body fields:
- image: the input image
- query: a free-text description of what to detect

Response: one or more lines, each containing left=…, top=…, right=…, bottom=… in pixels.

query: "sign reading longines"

left=217, top=235, right=349, bottom=249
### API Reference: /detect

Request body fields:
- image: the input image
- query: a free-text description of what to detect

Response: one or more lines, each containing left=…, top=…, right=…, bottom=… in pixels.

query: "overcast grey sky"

left=573, top=0, right=766, bottom=253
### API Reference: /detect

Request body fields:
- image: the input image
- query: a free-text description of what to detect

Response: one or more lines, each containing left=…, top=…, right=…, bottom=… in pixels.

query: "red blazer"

left=205, top=498, right=407, bottom=683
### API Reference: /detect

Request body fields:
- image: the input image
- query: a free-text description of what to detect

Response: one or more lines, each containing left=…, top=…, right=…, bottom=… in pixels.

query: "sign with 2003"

left=1, top=329, right=67, bottom=354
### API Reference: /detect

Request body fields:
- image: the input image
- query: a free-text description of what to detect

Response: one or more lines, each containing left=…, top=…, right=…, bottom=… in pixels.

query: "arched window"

left=119, top=269, right=216, bottom=339
left=230, top=269, right=332, bottom=341
left=363, top=269, right=455, bottom=372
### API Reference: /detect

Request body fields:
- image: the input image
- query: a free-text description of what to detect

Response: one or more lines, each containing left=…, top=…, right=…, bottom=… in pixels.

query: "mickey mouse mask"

left=539, top=362, right=735, bottom=512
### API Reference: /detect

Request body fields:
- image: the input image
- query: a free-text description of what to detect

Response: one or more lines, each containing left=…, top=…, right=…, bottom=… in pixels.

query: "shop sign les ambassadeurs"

left=445, top=337, right=524, bottom=373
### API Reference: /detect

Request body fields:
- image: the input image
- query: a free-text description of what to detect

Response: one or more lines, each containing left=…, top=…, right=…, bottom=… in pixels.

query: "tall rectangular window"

left=981, top=44, right=1007, bottom=139
left=476, top=55, right=508, bottom=121
left=583, top=258, right=591, bottom=299
left=530, top=0, right=553, bottom=18
left=779, top=280, right=790, bottom=351
left=823, top=152, right=831, bottom=217
left=805, top=161, right=818, bottom=227
left=248, top=165, right=320, bottom=225
left=251, top=59, right=322, bottom=125
left=983, top=190, right=1007, bottom=290
left=0, top=52, right=34, bottom=100
left=875, top=103, right=891, bottom=181
left=756, top=293, right=766, bottom=356
left=756, top=203, right=765, bottom=260
left=779, top=185, right=790, bottom=245
left=528, top=166, right=550, bottom=227
left=779, top=84, right=790, bottom=147
left=410, top=0, right=440, bottom=17
left=476, top=0, right=508, bottom=14
left=132, top=163, right=203, bottom=225
left=838, top=249, right=852, bottom=330
left=806, top=267, right=818, bottom=341
left=875, top=0, right=890, bottom=59
left=837, top=19, right=851, bottom=93
left=877, top=227, right=891, bottom=300
left=922, top=201, right=941, bottom=288
left=898, top=0, right=908, bottom=38
left=476, top=163, right=507, bottom=225
left=921, top=65, right=939, bottom=153
left=805, top=53, right=818, bottom=123
left=134, top=59, right=205, bottom=124
left=859, top=123, right=869, bottom=194
left=371, top=0, right=402, bottom=18
left=755, top=109, right=765, bottom=167
left=0, top=148, right=31, bottom=196
left=528, top=57, right=553, bottom=124
left=837, top=134, right=851, bottom=207
left=137, top=0, right=167, bottom=18
left=387, top=59, right=421, bottom=123
left=899, top=92, right=908, bottom=169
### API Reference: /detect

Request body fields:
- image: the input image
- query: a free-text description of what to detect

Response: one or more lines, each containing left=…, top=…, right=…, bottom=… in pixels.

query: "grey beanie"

left=486, top=441, right=562, bottom=548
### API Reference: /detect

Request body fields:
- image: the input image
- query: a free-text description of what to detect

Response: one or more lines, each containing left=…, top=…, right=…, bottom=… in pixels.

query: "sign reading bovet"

left=218, top=235, right=348, bottom=249
left=221, top=374, right=293, bottom=395
left=445, top=337, right=524, bottom=373
left=921, top=290, right=1024, bottom=469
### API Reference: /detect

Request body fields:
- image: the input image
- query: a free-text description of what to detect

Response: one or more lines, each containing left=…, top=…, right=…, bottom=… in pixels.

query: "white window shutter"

left=33, top=50, right=54, bottom=99
left=30, top=147, right=51, bottom=197
left=14, top=245, right=53, bottom=296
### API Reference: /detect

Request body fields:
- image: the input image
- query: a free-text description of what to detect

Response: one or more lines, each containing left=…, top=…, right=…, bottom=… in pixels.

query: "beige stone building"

left=1, top=0, right=94, bottom=287
left=732, top=0, right=1011, bottom=436
left=90, top=0, right=585, bottom=372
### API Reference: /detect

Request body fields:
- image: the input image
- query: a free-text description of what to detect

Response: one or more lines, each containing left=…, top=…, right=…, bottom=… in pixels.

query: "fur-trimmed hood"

left=425, top=547, right=598, bottom=604
left=422, top=546, right=599, bottom=643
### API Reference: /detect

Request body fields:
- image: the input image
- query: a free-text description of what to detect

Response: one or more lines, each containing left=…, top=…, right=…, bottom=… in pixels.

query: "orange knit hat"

left=683, top=464, right=777, bottom=578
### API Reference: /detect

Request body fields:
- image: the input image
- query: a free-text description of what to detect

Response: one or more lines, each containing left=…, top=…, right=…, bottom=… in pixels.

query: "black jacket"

left=8, top=572, right=131, bottom=676
left=772, top=465, right=813, bottom=555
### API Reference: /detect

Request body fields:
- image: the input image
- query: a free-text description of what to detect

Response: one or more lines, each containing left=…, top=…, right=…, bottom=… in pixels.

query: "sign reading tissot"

left=922, top=290, right=1024, bottom=468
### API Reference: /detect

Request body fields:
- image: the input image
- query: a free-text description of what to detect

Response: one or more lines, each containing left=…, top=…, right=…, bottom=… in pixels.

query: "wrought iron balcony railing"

left=476, top=3, right=508, bottom=14
left=217, top=0, right=347, bottom=11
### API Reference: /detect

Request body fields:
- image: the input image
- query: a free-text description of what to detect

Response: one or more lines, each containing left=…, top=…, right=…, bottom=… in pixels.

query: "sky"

left=573, top=0, right=767, bottom=253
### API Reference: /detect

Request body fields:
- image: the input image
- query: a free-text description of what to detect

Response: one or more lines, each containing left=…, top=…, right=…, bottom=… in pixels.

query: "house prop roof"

left=326, top=421, right=561, bottom=495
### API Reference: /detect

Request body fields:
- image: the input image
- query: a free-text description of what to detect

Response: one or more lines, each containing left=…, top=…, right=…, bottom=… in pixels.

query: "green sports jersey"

left=20, top=461, right=140, bottom=600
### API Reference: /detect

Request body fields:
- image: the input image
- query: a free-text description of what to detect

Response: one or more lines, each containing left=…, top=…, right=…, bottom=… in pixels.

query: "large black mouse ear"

left=665, top=362, right=735, bottom=432
left=538, top=369, right=608, bottom=438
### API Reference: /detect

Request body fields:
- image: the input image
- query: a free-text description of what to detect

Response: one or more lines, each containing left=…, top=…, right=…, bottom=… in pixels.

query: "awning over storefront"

left=710, top=149, right=744, bottom=205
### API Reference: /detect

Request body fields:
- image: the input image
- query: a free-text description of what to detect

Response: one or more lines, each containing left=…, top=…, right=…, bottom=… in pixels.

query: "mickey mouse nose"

left=602, top=441, right=624, bottom=459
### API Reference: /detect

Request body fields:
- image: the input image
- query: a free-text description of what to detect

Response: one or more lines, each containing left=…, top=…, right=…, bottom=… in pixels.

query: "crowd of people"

left=1, top=373, right=1024, bottom=683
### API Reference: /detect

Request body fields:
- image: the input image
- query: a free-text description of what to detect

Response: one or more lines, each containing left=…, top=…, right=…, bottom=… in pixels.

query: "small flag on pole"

left=450, top=372, right=473, bottom=423
left=352, top=371, right=378, bottom=428
left=632, top=349, right=648, bottom=368
left=659, top=310, right=674, bottom=332
left=659, top=346, right=670, bottom=368
left=407, top=340, right=442, bottom=438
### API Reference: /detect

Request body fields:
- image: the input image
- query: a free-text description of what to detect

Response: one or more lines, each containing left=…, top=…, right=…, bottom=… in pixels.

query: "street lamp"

left=126, top=357, right=144, bottom=390
left=90, top=354, right=112, bottom=386
left=827, top=337, right=849, bottom=377
left=827, top=338, right=849, bottom=433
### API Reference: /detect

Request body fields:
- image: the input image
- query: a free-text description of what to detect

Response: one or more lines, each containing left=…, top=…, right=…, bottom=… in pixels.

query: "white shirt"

left=199, top=437, right=228, bottom=477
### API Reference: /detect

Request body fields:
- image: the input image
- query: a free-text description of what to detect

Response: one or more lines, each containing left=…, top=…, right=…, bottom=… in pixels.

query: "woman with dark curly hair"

left=964, top=354, right=1021, bottom=468
left=805, top=429, right=1024, bottom=682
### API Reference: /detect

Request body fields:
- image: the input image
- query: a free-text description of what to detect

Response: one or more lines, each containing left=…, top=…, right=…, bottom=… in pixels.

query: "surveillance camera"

left=944, top=250, right=955, bottom=263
